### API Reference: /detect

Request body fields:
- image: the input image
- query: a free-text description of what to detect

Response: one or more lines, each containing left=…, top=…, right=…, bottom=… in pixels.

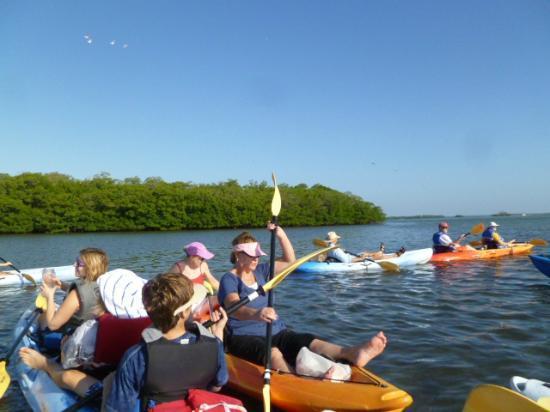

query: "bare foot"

left=350, top=331, right=387, bottom=367
left=19, top=347, right=48, bottom=370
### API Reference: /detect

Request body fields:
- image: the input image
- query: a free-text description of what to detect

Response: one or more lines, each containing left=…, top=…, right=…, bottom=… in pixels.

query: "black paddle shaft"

left=0, top=256, right=21, bottom=273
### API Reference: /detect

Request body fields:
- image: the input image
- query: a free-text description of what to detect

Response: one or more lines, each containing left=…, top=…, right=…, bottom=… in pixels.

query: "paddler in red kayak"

left=432, top=221, right=476, bottom=254
left=218, top=224, right=387, bottom=378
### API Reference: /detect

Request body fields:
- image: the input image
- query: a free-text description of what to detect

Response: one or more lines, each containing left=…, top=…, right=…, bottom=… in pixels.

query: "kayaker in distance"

left=104, top=273, right=236, bottom=411
left=218, top=225, right=387, bottom=377
left=168, top=241, right=220, bottom=290
left=432, top=221, right=474, bottom=254
left=324, top=231, right=404, bottom=262
left=481, top=221, right=515, bottom=249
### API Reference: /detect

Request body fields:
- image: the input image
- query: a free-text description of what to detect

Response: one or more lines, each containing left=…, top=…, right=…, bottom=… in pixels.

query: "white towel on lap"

left=98, top=269, right=148, bottom=319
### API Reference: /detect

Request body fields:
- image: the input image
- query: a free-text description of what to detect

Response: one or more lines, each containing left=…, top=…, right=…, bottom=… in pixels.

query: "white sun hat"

left=489, top=221, right=500, bottom=227
left=98, top=269, right=148, bottom=319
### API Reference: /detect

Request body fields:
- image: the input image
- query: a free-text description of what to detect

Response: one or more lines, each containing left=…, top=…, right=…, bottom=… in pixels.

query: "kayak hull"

left=14, top=308, right=97, bottom=411
left=1, top=264, right=75, bottom=287
left=296, top=248, right=433, bottom=273
left=529, top=255, right=550, bottom=277
left=431, top=244, right=534, bottom=263
left=463, top=384, right=548, bottom=412
left=226, top=354, right=413, bottom=411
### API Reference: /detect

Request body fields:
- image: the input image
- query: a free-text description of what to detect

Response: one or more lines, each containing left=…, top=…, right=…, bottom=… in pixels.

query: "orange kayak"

left=431, top=244, right=534, bottom=263
left=225, top=354, right=413, bottom=411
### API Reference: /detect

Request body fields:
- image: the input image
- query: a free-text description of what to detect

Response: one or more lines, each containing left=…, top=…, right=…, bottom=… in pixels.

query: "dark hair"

left=142, top=273, right=193, bottom=333
left=230, top=231, right=257, bottom=264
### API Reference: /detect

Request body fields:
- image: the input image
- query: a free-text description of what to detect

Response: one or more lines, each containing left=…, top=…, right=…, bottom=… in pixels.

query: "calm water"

left=1, top=215, right=549, bottom=411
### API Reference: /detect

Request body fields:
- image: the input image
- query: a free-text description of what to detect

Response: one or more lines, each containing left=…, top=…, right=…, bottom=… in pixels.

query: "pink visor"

left=233, top=242, right=267, bottom=257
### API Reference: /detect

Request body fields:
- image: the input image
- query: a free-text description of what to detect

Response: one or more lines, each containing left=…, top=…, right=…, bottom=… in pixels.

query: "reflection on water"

left=0, top=215, right=549, bottom=411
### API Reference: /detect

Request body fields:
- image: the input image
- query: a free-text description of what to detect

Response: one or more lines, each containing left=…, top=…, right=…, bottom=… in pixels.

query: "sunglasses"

left=239, top=252, right=259, bottom=259
left=74, top=258, right=85, bottom=268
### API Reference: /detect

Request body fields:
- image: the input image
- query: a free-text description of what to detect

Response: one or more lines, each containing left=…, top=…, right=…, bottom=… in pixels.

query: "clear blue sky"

left=2, top=1, right=549, bottom=216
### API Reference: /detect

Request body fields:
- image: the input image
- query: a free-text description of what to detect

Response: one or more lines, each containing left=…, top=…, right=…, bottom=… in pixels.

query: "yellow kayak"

left=226, top=354, right=413, bottom=411
left=463, top=384, right=549, bottom=412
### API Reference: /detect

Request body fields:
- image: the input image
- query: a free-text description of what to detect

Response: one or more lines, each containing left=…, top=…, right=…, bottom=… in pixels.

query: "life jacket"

left=141, top=323, right=219, bottom=408
left=481, top=228, right=499, bottom=249
left=432, top=232, right=454, bottom=254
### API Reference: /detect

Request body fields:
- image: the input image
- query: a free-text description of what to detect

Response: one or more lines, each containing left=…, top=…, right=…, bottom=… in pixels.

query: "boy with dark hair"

left=104, top=273, right=229, bottom=411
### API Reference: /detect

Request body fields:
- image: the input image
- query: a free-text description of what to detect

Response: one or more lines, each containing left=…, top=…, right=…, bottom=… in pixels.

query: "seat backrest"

left=94, top=313, right=152, bottom=365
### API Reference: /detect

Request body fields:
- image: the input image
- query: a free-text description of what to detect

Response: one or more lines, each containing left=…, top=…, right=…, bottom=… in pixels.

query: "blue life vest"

left=432, top=231, right=455, bottom=254
left=482, top=227, right=499, bottom=249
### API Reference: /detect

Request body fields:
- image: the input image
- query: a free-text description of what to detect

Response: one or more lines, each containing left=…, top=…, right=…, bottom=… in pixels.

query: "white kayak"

left=14, top=306, right=97, bottom=411
left=511, top=376, right=550, bottom=407
left=0, top=265, right=75, bottom=287
left=295, top=248, right=433, bottom=274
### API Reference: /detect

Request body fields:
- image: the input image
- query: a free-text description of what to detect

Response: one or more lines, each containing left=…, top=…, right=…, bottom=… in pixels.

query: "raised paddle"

left=0, top=294, right=47, bottom=398
left=202, top=245, right=336, bottom=329
left=0, top=257, right=37, bottom=286
left=263, top=172, right=281, bottom=412
left=312, top=239, right=400, bottom=272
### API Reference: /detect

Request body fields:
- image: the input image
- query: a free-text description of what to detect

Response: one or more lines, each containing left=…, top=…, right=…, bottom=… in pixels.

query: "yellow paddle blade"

left=378, top=260, right=400, bottom=273
left=463, top=384, right=548, bottom=412
left=262, top=383, right=271, bottom=412
left=0, top=360, right=10, bottom=399
left=529, top=238, right=548, bottom=247
left=202, top=280, right=215, bottom=295
left=538, top=397, right=550, bottom=409
left=469, top=223, right=485, bottom=236
left=22, top=273, right=37, bottom=286
left=264, top=246, right=336, bottom=292
left=313, top=239, right=329, bottom=248
left=271, top=173, right=281, bottom=217
left=35, top=294, right=48, bottom=311
left=470, top=240, right=482, bottom=247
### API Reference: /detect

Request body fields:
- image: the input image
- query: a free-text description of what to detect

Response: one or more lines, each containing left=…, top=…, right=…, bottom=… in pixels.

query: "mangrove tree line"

left=0, top=173, right=385, bottom=234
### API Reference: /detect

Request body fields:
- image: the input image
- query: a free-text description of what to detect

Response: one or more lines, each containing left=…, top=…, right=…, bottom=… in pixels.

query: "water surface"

left=0, top=215, right=549, bottom=411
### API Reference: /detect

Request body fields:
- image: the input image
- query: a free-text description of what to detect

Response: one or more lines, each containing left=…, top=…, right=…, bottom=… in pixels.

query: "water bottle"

left=42, top=268, right=57, bottom=287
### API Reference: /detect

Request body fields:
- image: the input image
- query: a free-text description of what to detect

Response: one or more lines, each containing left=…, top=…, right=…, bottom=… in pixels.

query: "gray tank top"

left=69, top=280, right=100, bottom=324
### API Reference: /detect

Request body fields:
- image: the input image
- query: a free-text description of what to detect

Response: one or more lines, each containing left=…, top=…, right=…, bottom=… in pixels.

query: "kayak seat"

left=94, top=313, right=152, bottom=365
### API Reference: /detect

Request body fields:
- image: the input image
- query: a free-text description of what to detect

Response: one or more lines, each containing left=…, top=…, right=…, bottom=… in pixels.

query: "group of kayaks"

left=13, top=300, right=413, bottom=412
left=3, top=238, right=549, bottom=411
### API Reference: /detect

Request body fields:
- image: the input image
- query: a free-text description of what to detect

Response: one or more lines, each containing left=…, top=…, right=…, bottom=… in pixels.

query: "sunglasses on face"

left=240, top=252, right=259, bottom=259
left=74, top=258, right=85, bottom=268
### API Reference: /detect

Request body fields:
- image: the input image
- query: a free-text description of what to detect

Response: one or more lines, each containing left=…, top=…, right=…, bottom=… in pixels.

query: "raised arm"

left=270, top=225, right=295, bottom=273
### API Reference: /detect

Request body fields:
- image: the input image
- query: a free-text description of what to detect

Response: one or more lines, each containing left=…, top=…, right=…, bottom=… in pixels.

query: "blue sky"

left=1, top=0, right=549, bottom=216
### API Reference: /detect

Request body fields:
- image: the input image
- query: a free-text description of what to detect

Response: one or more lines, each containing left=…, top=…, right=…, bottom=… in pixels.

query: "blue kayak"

left=529, top=255, right=550, bottom=277
left=14, top=307, right=97, bottom=412
left=295, top=248, right=433, bottom=274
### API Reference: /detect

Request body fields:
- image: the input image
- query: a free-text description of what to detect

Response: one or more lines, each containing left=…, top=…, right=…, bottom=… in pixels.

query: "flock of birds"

left=83, top=34, right=128, bottom=48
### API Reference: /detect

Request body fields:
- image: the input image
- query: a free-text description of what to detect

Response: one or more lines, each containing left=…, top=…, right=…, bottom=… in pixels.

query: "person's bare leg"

left=308, top=331, right=388, bottom=368
left=270, top=347, right=293, bottom=373
left=19, top=347, right=98, bottom=396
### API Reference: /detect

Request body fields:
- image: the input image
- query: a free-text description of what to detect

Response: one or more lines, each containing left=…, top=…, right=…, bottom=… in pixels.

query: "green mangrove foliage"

left=0, top=173, right=385, bottom=234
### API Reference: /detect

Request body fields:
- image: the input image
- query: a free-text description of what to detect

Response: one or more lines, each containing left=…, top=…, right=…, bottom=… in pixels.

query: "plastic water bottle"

left=41, top=268, right=57, bottom=287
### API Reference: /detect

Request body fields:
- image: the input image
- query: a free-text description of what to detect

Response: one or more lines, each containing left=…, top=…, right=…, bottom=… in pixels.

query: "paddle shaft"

left=263, top=218, right=277, bottom=393
left=4, top=309, right=41, bottom=362
left=0, top=257, right=22, bottom=274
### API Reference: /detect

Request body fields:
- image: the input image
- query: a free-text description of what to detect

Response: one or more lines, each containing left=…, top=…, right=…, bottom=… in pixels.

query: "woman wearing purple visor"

left=218, top=223, right=387, bottom=378
left=169, top=241, right=219, bottom=290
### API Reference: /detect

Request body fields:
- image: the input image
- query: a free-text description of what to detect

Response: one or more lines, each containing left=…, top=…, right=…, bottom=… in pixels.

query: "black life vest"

left=141, top=323, right=219, bottom=407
